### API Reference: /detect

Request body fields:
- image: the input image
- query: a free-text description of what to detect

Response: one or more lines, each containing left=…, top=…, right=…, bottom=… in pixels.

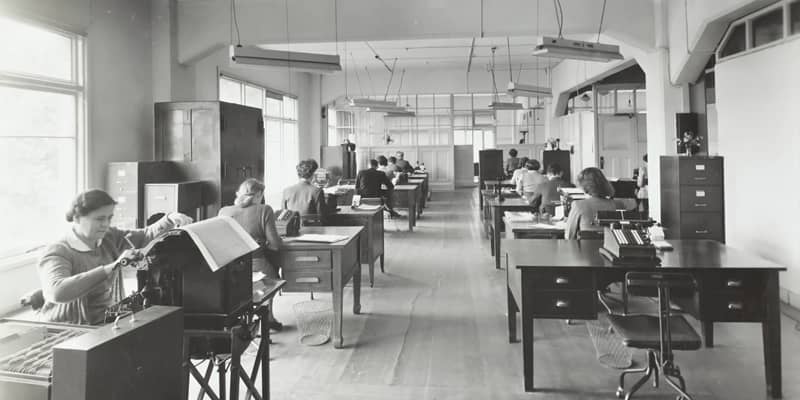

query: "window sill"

left=0, top=252, right=38, bottom=273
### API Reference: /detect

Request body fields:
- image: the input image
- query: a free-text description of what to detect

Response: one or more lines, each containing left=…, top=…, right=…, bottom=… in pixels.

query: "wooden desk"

left=279, top=226, right=363, bottom=348
left=504, top=239, right=786, bottom=397
left=407, top=178, right=427, bottom=212
left=484, top=198, right=536, bottom=269
left=502, top=217, right=565, bottom=240
left=327, top=207, right=385, bottom=287
left=479, top=179, right=514, bottom=210
left=393, top=184, right=421, bottom=231
left=409, top=173, right=430, bottom=201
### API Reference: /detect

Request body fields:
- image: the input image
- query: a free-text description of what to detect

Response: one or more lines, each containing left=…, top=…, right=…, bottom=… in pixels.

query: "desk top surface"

left=504, top=239, right=787, bottom=270
left=331, top=206, right=382, bottom=216
left=283, top=226, right=363, bottom=249
left=503, top=217, right=565, bottom=232
left=485, top=198, right=534, bottom=207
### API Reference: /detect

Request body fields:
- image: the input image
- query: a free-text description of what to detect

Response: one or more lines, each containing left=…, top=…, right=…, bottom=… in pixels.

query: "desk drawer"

left=279, top=250, right=332, bottom=269
left=705, top=293, right=764, bottom=322
left=531, top=292, right=596, bottom=319
left=680, top=186, right=723, bottom=212
left=282, top=269, right=332, bottom=292
left=704, top=271, right=764, bottom=293
left=530, top=269, right=594, bottom=291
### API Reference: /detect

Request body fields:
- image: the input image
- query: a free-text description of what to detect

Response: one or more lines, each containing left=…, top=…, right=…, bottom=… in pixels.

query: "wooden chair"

left=607, top=272, right=701, bottom=400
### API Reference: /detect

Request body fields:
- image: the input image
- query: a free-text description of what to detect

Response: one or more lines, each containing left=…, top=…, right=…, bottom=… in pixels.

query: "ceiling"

left=260, top=36, right=562, bottom=76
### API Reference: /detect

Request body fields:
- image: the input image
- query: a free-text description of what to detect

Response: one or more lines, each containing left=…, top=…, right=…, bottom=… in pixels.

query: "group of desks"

left=281, top=172, right=429, bottom=349
left=481, top=188, right=787, bottom=398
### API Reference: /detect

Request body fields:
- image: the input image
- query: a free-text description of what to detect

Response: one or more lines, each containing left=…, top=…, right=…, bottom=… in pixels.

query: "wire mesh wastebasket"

left=293, top=300, right=333, bottom=346
left=586, top=318, right=634, bottom=369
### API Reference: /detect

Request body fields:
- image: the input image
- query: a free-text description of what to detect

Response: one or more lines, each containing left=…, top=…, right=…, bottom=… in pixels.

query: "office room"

left=0, top=0, right=799, bottom=399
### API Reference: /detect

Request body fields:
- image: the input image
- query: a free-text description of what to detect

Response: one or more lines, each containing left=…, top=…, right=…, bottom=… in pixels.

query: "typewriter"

left=275, top=209, right=301, bottom=237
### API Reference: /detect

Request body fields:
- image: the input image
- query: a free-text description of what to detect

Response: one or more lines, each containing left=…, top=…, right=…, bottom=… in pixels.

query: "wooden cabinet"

left=660, top=156, right=725, bottom=242
left=144, top=181, right=204, bottom=222
left=154, top=101, right=264, bottom=217
left=105, top=161, right=180, bottom=228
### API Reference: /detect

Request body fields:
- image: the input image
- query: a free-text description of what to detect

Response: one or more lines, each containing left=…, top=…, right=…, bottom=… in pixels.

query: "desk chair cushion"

left=607, top=314, right=701, bottom=351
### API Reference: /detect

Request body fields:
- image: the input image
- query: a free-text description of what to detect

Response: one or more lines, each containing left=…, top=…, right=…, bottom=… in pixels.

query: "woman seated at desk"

left=282, top=159, right=330, bottom=225
left=219, top=178, right=284, bottom=330
left=516, top=159, right=547, bottom=198
left=37, top=189, right=193, bottom=325
left=565, top=167, right=617, bottom=239
left=509, top=156, right=529, bottom=188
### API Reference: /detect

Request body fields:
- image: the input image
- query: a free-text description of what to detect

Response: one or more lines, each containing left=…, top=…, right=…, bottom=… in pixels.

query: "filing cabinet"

left=660, top=156, right=725, bottom=242
left=105, top=161, right=180, bottom=228
left=144, top=181, right=204, bottom=223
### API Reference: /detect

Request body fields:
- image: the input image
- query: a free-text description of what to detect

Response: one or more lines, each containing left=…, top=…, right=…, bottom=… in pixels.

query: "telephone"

left=600, top=223, right=658, bottom=264
left=274, top=209, right=301, bottom=237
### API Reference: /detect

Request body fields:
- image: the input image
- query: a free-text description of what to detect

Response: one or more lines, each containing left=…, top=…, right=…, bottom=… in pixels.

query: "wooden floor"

left=219, top=189, right=800, bottom=399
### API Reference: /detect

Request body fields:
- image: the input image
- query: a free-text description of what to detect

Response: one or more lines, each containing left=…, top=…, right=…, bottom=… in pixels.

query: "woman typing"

left=37, top=189, right=193, bottom=325
left=565, top=167, right=617, bottom=239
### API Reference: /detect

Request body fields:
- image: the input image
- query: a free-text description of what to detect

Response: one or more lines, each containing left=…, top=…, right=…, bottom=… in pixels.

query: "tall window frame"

left=0, top=16, right=86, bottom=264
left=218, top=74, right=299, bottom=207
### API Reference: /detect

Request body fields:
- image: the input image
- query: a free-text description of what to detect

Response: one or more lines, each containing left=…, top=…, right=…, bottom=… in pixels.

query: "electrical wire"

left=596, top=0, right=607, bottom=43
left=553, top=0, right=564, bottom=38
left=231, top=0, right=241, bottom=46
left=285, top=0, right=292, bottom=94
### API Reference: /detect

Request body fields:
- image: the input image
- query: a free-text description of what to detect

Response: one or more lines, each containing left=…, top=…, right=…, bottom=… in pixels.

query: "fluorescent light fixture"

left=365, top=105, right=407, bottom=113
left=532, top=36, right=623, bottom=62
left=230, top=45, right=342, bottom=73
left=489, top=102, right=524, bottom=110
left=348, top=98, right=398, bottom=108
left=507, top=82, right=553, bottom=98
left=384, top=110, right=416, bottom=118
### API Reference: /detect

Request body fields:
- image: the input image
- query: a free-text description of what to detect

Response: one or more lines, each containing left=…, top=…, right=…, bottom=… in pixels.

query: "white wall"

left=716, top=38, right=800, bottom=300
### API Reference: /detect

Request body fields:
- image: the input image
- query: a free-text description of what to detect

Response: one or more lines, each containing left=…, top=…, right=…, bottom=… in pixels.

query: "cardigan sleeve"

left=38, top=245, right=110, bottom=303
left=262, top=206, right=283, bottom=251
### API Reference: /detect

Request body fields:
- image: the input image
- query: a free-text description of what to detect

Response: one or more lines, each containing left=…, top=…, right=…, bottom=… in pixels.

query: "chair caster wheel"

left=616, top=388, right=625, bottom=398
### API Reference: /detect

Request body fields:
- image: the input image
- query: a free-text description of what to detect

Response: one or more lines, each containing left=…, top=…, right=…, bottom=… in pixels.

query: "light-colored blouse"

left=37, top=216, right=174, bottom=325
left=564, top=197, right=618, bottom=239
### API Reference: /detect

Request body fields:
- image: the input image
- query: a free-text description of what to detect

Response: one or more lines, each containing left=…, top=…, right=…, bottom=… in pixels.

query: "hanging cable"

left=596, top=0, right=607, bottom=43
left=365, top=66, right=376, bottom=95
left=285, top=0, right=292, bottom=94
left=490, top=46, right=499, bottom=103
left=506, top=37, right=514, bottom=83
left=351, top=53, right=365, bottom=97
left=231, top=0, right=242, bottom=46
left=383, top=58, right=398, bottom=101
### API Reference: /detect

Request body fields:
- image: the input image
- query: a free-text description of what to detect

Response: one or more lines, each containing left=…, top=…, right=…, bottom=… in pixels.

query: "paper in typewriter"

left=178, top=216, right=259, bottom=272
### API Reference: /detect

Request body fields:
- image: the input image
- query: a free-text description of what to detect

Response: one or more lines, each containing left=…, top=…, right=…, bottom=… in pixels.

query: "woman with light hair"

left=219, top=178, right=284, bottom=330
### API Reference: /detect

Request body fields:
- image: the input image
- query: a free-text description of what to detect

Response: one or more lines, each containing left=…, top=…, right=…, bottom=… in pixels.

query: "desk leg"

left=230, top=328, right=241, bottom=400
left=353, top=243, right=362, bottom=315
left=332, top=252, right=344, bottom=349
left=702, top=322, right=714, bottom=347
left=494, top=210, right=502, bottom=269
left=507, top=286, right=518, bottom=343
left=408, top=193, right=416, bottom=231
left=763, top=271, right=782, bottom=399
left=380, top=254, right=385, bottom=273
left=262, top=310, right=270, bottom=400
left=522, top=303, right=535, bottom=392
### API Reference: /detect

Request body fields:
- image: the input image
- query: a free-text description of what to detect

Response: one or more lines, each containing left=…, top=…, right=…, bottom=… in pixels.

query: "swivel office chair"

left=607, top=272, right=701, bottom=400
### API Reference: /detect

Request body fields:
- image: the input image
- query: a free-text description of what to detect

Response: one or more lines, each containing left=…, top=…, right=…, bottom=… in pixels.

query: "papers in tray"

left=284, top=234, right=350, bottom=243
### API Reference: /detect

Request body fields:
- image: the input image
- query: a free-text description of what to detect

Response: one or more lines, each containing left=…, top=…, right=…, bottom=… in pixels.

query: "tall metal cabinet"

left=154, top=101, right=264, bottom=217
left=660, top=155, right=725, bottom=242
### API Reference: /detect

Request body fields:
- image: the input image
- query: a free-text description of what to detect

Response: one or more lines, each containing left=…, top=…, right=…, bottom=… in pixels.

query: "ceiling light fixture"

left=230, top=46, right=342, bottom=73
left=533, top=0, right=622, bottom=62
left=507, top=82, right=552, bottom=98
left=488, top=46, right=523, bottom=110
left=348, top=98, right=397, bottom=108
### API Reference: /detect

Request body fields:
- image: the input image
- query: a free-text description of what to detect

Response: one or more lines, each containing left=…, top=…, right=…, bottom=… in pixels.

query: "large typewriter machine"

left=0, top=217, right=275, bottom=400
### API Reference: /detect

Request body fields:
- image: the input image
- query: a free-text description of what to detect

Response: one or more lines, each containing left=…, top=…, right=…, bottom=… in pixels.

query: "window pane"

left=0, top=86, right=75, bottom=137
left=219, top=77, right=242, bottom=104
left=753, top=8, right=784, bottom=47
left=244, top=85, right=264, bottom=109
left=792, top=2, right=800, bottom=35
left=0, top=17, right=73, bottom=81
left=266, top=98, right=282, bottom=117
left=0, top=138, right=75, bottom=258
left=454, top=94, right=472, bottom=110
left=283, top=97, right=297, bottom=120
left=720, top=24, right=747, bottom=58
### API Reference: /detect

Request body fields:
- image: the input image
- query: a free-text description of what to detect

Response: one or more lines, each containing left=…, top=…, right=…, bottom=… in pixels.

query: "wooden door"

left=598, top=115, right=637, bottom=179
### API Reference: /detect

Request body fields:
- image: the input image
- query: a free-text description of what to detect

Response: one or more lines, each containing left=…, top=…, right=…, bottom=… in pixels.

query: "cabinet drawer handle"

left=726, top=280, right=742, bottom=288
left=555, top=277, right=569, bottom=285
left=295, top=277, right=321, bottom=284
left=693, top=203, right=707, bottom=207
left=695, top=229, right=709, bottom=234
left=727, top=302, right=743, bottom=311
left=295, top=256, right=321, bottom=262
left=555, top=300, right=569, bottom=308
left=693, top=176, right=707, bottom=181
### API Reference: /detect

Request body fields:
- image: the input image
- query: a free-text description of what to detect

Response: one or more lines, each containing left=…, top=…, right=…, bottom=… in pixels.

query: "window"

left=218, top=75, right=299, bottom=207
left=0, top=17, right=85, bottom=261
left=752, top=8, right=784, bottom=47
left=720, top=23, right=747, bottom=58
left=792, top=1, right=800, bottom=34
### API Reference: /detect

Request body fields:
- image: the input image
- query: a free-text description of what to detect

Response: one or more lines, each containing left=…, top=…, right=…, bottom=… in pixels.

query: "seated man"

left=356, top=159, right=400, bottom=217
left=516, top=159, right=547, bottom=198
left=530, top=163, right=574, bottom=214
left=282, top=159, right=330, bottom=225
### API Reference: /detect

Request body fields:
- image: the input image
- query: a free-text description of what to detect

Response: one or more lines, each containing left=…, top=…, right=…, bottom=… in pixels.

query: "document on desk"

left=505, top=211, right=535, bottom=222
left=559, top=187, right=586, bottom=195
left=284, top=234, right=350, bottom=243
left=354, top=204, right=382, bottom=211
